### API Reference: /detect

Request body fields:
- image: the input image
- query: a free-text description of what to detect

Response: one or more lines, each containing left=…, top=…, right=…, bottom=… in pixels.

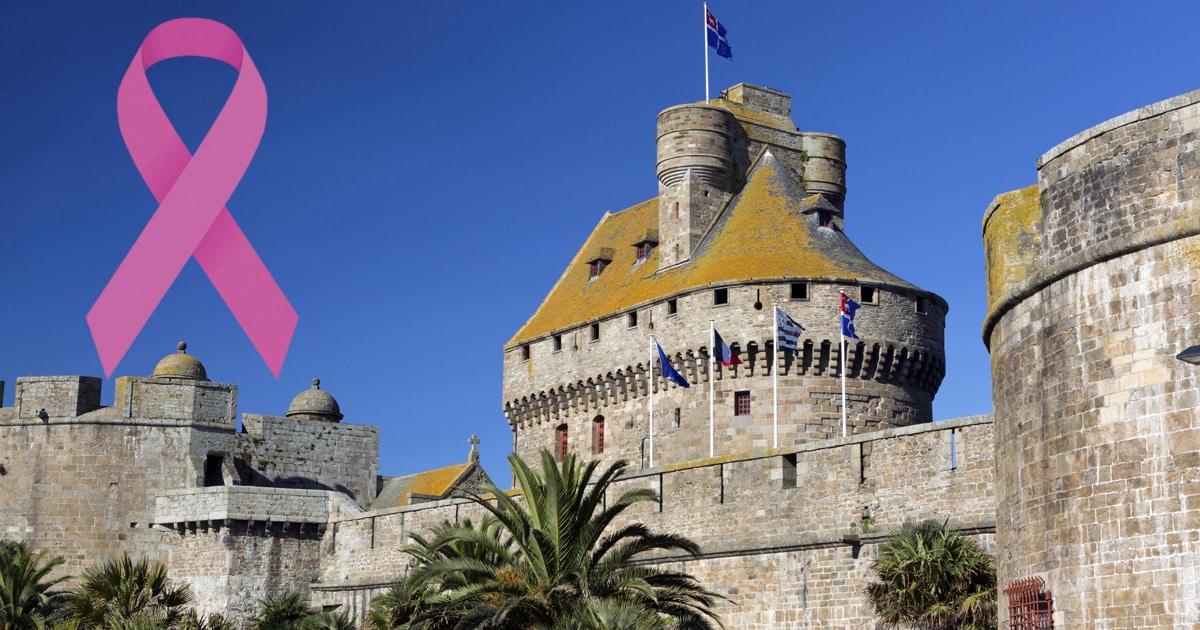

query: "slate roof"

left=373, top=461, right=479, bottom=509
left=507, top=151, right=938, bottom=346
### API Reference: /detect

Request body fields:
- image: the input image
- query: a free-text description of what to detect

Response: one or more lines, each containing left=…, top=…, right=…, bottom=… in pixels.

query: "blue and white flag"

left=705, top=9, right=732, bottom=59
left=657, top=342, right=691, bottom=388
left=775, top=306, right=805, bottom=353
left=840, top=291, right=861, bottom=340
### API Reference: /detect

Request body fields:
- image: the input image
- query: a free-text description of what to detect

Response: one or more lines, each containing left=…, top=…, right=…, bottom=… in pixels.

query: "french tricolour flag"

left=713, top=329, right=743, bottom=366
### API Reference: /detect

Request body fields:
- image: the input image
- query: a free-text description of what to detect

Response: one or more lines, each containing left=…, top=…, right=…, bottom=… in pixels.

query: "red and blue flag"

left=840, top=291, right=860, bottom=339
left=706, top=9, right=732, bottom=59
left=713, top=329, right=743, bottom=366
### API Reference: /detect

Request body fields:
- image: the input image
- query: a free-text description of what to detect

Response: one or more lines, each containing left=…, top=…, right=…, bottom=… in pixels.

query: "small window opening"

left=860, top=286, right=877, bottom=304
left=675, top=202, right=681, bottom=218
left=916, top=297, right=928, bottom=315
left=627, top=312, right=638, bottom=328
left=635, top=241, right=656, bottom=262
left=819, top=211, right=833, bottom=228
left=590, top=323, right=600, bottom=341
left=734, top=391, right=751, bottom=416
left=555, top=424, right=569, bottom=461
left=714, top=288, right=728, bottom=305
left=790, top=282, right=809, bottom=300
left=553, top=335, right=562, bottom=352
left=673, top=408, right=681, bottom=428
left=950, top=428, right=958, bottom=470
left=593, top=416, right=605, bottom=454
left=782, top=453, right=797, bottom=489
left=588, top=260, right=608, bottom=279
left=703, top=189, right=709, bottom=197
left=521, top=345, right=531, bottom=361
left=204, top=454, right=225, bottom=487
left=667, top=299, right=678, bottom=316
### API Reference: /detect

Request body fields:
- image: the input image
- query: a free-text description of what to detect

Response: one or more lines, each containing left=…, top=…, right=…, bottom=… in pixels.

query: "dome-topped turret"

left=151, top=342, right=209, bottom=381
left=285, top=378, right=343, bottom=422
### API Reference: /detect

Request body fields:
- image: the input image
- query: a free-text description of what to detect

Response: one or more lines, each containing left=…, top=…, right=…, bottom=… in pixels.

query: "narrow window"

left=553, top=335, right=562, bottom=352
left=734, top=391, right=751, bottom=416
left=790, top=282, right=809, bottom=300
left=667, top=299, right=678, bottom=316
left=819, top=211, right=833, bottom=228
left=916, top=297, right=928, bottom=315
left=555, top=424, right=568, bottom=461
left=675, top=202, right=681, bottom=218
left=204, top=454, right=224, bottom=487
left=593, top=416, right=605, bottom=454
left=628, top=312, right=638, bottom=328
left=673, top=408, right=681, bottom=428
left=702, top=189, right=709, bottom=197
left=950, top=428, right=958, bottom=470
left=589, top=260, right=606, bottom=279
left=714, top=288, right=728, bottom=305
left=860, top=286, right=877, bottom=304
left=590, top=323, right=600, bottom=341
left=521, top=345, right=531, bottom=361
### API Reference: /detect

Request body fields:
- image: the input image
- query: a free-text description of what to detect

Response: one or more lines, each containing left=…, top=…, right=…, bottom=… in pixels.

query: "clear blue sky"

left=4, top=2, right=1198, bottom=485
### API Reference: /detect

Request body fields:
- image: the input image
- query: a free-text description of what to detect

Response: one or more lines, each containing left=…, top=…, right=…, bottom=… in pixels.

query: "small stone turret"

left=285, top=378, right=343, bottom=422
left=151, top=342, right=208, bottom=382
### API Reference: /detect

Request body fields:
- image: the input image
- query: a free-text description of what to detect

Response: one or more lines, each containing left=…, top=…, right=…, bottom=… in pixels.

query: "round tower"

left=655, top=105, right=735, bottom=190
left=984, top=89, right=1200, bottom=627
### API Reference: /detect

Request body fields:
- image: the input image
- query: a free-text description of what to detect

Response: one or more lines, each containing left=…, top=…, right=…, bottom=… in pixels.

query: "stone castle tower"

left=984, top=90, right=1200, bottom=626
left=503, top=83, right=948, bottom=467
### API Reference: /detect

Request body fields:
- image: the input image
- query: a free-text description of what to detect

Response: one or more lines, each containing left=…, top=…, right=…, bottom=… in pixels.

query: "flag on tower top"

left=706, top=9, right=732, bottom=59
left=713, top=329, right=743, bottom=366
left=840, top=291, right=861, bottom=339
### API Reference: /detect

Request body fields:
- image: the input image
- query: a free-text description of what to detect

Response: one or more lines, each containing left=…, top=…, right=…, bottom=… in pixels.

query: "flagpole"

left=839, top=292, right=848, bottom=438
left=703, top=2, right=710, bottom=102
left=709, top=319, right=715, bottom=459
left=772, top=304, right=779, bottom=450
left=649, top=335, right=656, bottom=468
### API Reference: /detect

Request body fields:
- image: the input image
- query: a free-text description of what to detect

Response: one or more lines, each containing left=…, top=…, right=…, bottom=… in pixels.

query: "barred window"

left=555, top=424, right=568, bottom=461
left=734, top=391, right=751, bottom=416
left=1005, top=576, right=1054, bottom=630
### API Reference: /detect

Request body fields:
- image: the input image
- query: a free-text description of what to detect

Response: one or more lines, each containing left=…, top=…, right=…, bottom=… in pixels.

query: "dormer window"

left=586, top=249, right=615, bottom=280
left=819, top=211, right=833, bottom=228
left=635, top=240, right=657, bottom=262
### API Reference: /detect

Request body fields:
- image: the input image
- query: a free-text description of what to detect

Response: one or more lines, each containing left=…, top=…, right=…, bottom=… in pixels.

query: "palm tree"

left=250, top=592, right=313, bottom=630
left=65, top=556, right=191, bottom=629
left=371, top=451, right=723, bottom=629
left=0, top=541, right=70, bottom=630
left=865, top=519, right=996, bottom=630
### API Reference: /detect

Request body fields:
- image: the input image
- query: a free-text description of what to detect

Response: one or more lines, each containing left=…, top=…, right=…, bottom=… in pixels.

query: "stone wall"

left=312, top=415, right=993, bottom=627
left=238, top=414, right=379, bottom=508
left=0, top=413, right=236, bottom=573
left=985, top=88, right=1200, bottom=627
left=505, top=281, right=945, bottom=468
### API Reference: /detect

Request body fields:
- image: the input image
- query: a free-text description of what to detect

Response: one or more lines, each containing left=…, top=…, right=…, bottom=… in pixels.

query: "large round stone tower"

left=984, top=90, right=1200, bottom=627
left=503, top=84, right=946, bottom=468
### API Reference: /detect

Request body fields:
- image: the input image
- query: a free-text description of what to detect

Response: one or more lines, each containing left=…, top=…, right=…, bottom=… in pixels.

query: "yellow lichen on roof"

left=508, top=153, right=920, bottom=346
left=982, top=184, right=1041, bottom=318
left=373, top=462, right=471, bottom=508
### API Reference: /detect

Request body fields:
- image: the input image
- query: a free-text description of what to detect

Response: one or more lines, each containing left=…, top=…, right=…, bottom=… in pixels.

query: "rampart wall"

left=312, top=415, right=994, bottom=628
left=984, top=88, right=1200, bottom=627
left=505, top=281, right=945, bottom=467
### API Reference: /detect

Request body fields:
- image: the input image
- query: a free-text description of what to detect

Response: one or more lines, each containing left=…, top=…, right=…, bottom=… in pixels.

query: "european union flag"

left=657, top=342, right=691, bottom=388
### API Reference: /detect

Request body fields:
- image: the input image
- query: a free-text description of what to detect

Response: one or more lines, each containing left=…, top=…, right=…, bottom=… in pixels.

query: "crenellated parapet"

left=505, top=337, right=944, bottom=431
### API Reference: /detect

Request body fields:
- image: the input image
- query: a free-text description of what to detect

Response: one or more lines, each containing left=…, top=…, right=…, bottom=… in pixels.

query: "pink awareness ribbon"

left=87, top=18, right=297, bottom=378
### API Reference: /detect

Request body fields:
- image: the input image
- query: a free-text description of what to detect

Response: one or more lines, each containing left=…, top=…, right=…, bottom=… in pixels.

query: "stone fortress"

left=1, top=81, right=1198, bottom=628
